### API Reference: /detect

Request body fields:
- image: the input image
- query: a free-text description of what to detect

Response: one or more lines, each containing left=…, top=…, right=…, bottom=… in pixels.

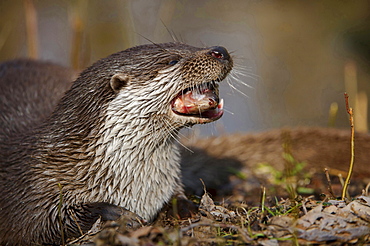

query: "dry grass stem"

left=341, top=93, right=355, bottom=200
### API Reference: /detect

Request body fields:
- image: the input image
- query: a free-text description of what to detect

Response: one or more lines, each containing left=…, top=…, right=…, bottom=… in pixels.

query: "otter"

left=0, top=42, right=233, bottom=245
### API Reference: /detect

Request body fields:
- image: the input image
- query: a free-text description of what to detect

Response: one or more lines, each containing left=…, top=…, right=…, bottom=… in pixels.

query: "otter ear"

left=110, top=73, right=130, bottom=92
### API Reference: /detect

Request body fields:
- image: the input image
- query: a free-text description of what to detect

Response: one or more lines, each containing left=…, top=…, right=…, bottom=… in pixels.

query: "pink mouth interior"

left=171, top=85, right=224, bottom=120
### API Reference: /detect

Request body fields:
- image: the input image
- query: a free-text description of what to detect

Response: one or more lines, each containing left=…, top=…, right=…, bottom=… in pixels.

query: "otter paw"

left=69, top=202, right=142, bottom=233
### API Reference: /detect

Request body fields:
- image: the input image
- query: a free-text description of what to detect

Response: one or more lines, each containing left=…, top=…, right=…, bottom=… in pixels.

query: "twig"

left=341, top=93, right=355, bottom=200
left=260, top=186, right=266, bottom=213
left=301, top=198, right=308, bottom=215
left=324, top=168, right=335, bottom=198
left=365, top=182, right=370, bottom=197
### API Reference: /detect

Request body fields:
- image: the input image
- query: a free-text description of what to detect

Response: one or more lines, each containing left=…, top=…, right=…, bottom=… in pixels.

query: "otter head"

left=102, top=42, right=233, bottom=131
left=48, top=42, right=233, bottom=150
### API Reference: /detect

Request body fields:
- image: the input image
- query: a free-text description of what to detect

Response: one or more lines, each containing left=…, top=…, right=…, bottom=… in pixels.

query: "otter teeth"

left=218, top=98, right=224, bottom=111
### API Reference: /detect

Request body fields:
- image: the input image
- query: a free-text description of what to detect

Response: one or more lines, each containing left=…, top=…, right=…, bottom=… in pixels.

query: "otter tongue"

left=172, top=88, right=220, bottom=116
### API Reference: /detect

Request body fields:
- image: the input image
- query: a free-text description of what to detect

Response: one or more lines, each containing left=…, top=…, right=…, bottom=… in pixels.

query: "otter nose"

left=209, top=46, right=231, bottom=61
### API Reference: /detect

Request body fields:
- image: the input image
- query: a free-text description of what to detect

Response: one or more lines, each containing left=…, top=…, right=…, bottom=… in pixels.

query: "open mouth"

left=171, top=82, right=224, bottom=121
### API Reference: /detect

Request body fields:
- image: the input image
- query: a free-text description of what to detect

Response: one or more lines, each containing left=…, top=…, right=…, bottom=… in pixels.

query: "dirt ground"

left=69, top=181, right=370, bottom=245
left=69, top=140, right=370, bottom=246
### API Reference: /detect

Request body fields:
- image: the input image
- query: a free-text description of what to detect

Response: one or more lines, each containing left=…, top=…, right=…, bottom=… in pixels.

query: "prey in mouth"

left=171, top=81, right=224, bottom=123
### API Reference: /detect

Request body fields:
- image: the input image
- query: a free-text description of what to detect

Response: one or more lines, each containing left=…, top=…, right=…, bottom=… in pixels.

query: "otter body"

left=0, top=60, right=76, bottom=138
left=0, top=42, right=233, bottom=245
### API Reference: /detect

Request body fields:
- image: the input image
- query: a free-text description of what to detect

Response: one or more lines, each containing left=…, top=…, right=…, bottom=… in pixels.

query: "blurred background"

left=1, top=0, right=370, bottom=136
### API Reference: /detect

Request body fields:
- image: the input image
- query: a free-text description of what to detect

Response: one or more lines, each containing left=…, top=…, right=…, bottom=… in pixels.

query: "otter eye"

left=169, top=60, right=178, bottom=65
